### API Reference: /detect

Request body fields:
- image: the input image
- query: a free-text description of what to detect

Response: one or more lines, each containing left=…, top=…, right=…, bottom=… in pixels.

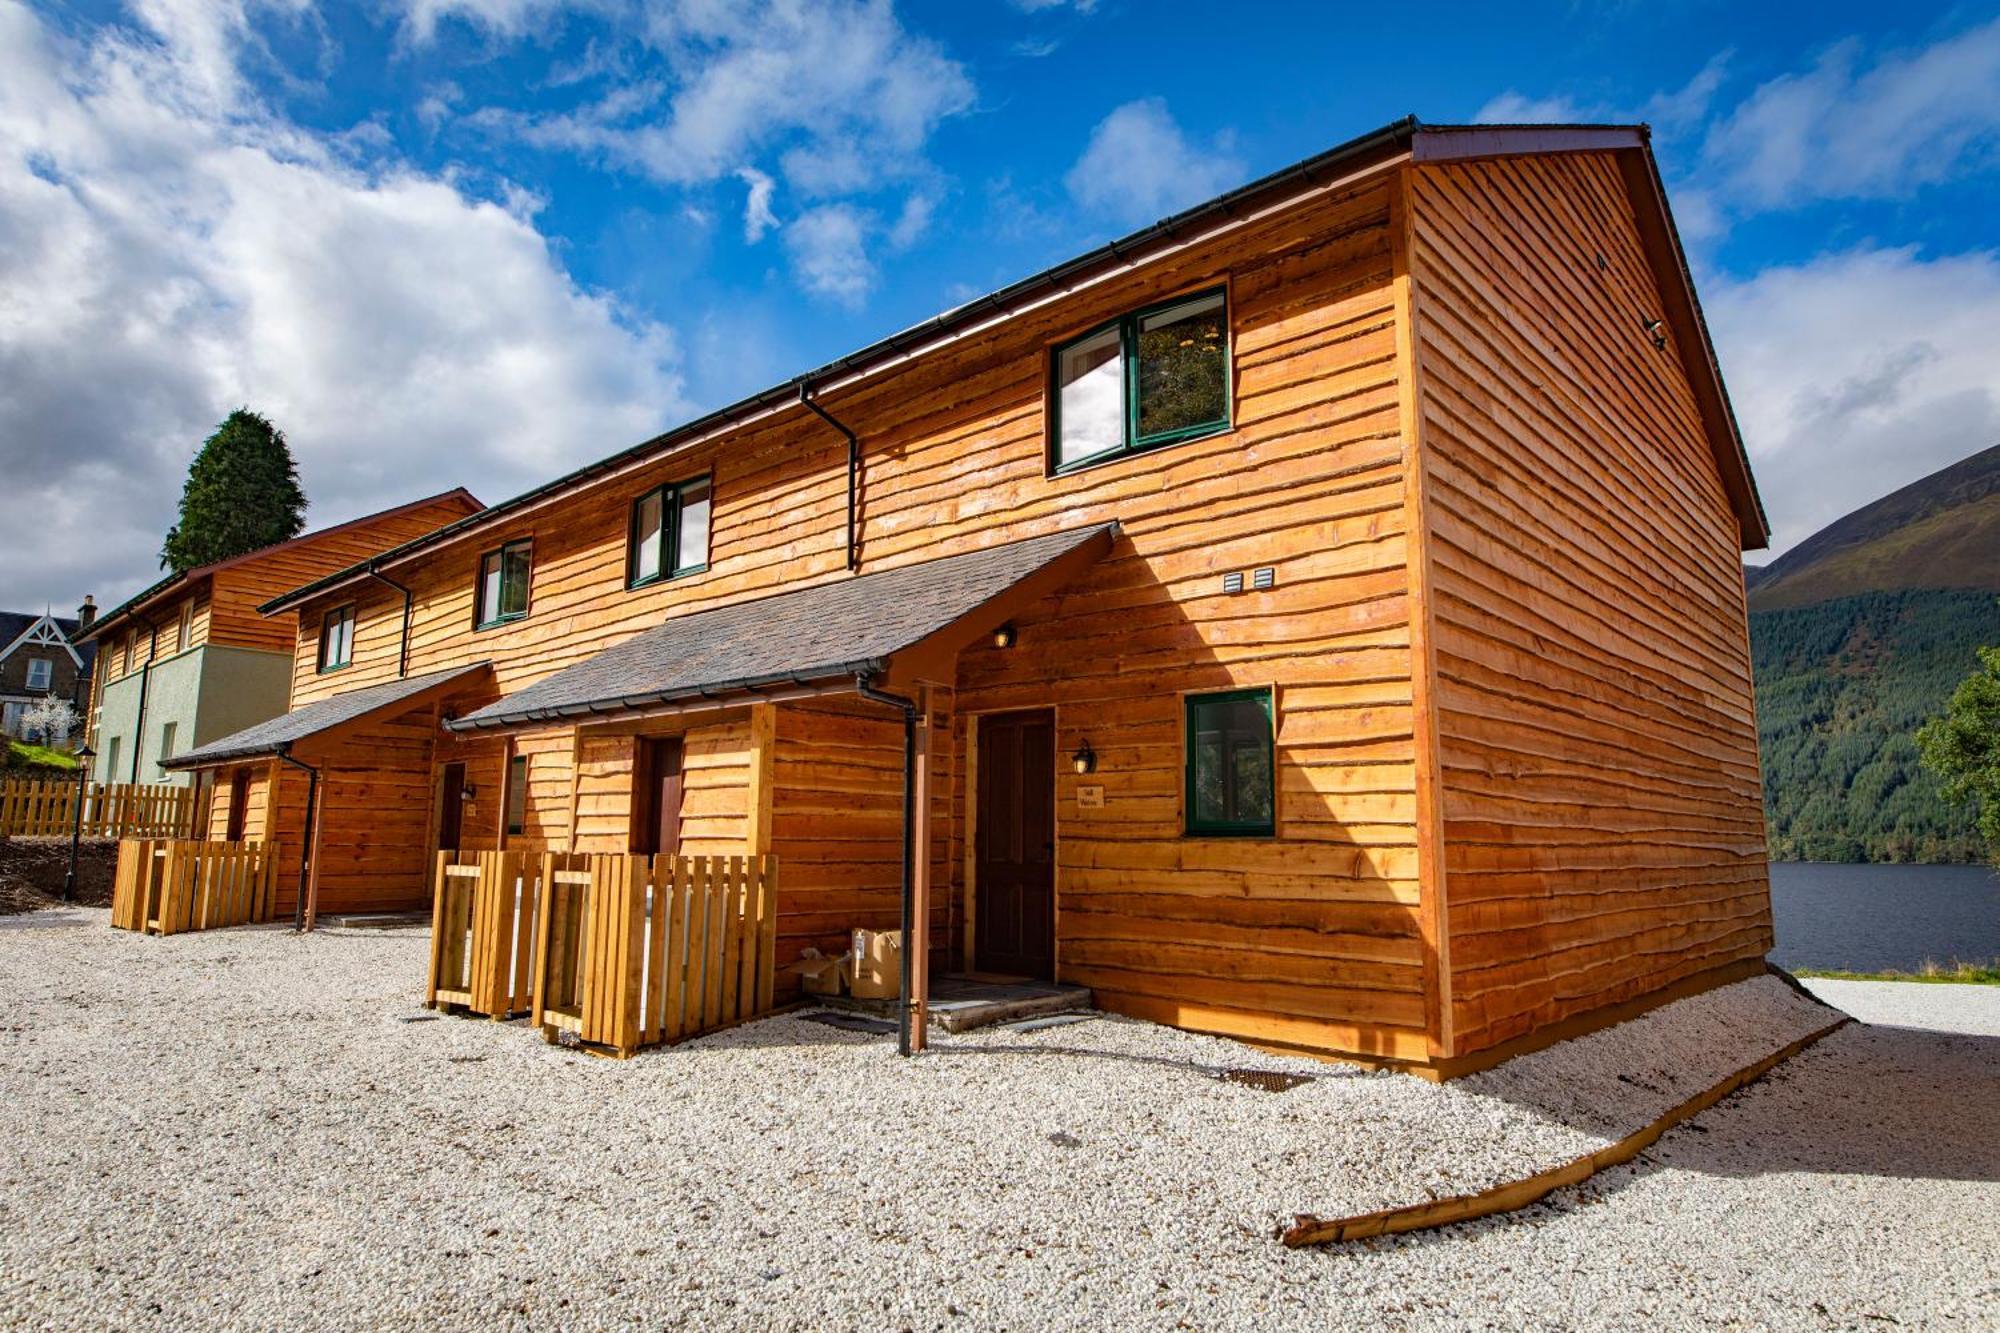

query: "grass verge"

left=1794, top=959, right=2000, bottom=985
left=4, top=740, right=78, bottom=772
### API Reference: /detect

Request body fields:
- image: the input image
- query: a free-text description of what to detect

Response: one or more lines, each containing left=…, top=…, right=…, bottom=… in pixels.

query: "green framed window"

left=475, top=539, right=532, bottom=630
left=1184, top=687, right=1275, bottom=837
left=1051, top=286, right=1231, bottom=473
left=628, top=475, right=712, bottom=589
left=317, top=604, right=355, bottom=673
left=504, top=754, right=529, bottom=836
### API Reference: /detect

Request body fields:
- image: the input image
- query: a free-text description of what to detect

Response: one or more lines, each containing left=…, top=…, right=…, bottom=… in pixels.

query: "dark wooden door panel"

left=975, top=709, right=1055, bottom=979
left=437, top=762, right=466, bottom=851
left=632, top=737, right=684, bottom=857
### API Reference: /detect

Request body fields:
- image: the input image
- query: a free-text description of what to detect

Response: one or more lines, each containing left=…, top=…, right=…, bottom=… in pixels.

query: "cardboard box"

left=847, top=929, right=902, bottom=1000
left=793, top=952, right=848, bottom=997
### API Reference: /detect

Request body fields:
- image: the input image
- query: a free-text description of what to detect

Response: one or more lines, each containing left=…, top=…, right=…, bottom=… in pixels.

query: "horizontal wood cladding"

left=258, top=173, right=1427, bottom=1056
left=773, top=696, right=953, bottom=963
left=1408, top=152, right=1770, bottom=1056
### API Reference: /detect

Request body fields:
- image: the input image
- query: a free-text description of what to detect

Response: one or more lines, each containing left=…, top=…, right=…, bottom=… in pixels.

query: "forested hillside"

left=1752, top=589, right=2000, bottom=862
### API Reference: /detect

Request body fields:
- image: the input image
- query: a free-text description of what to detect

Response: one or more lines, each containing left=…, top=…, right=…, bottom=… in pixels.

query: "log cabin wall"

left=303, top=706, right=444, bottom=914
left=275, top=171, right=1429, bottom=1058
left=771, top=694, right=955, bottom=964
left=1405, top=151, right=1770, bottom=1057
left=209, top=491, right=483, bottom=656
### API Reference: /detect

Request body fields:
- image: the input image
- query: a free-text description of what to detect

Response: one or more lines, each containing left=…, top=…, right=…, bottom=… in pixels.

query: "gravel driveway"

left=1, top=908, right=1994, bottom=1330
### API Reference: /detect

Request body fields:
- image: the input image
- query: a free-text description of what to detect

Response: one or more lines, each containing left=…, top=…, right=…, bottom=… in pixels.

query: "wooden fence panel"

left=0, top=778, right=197, bottom=839
left=425, top=851, right=545, bottom=1018
left=107, top=839, right=280, bottom=935
left=518, top=853, right=777, bottom=1058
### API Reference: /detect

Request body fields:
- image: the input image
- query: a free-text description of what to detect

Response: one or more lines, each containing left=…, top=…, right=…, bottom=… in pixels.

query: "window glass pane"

left=674, top=478, right=711, bottom=573
left=1136, top=292, right=1227, bottom=441
left=500, top=544, right=531, bottom=617
left=26, top=658, right=51, bottom=689
left=632, top=491, right=664, bottom=584
left=1187, top=691, right=1273, bottom=833
left=1055, top=325, right=1125, bottom=466
left=505, top=755, right=529, bottom=835
left=479, top=552, right=503, bottom=624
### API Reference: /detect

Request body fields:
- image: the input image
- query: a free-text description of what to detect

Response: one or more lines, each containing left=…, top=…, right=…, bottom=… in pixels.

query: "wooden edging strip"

left=1281, top=1015, right=1853, bottom=1248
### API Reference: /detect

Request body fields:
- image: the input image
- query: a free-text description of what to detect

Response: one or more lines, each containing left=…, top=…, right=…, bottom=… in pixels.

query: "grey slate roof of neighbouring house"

left=448, top=523, right=1119, bottom=733
left=164, top=662, right=491, bottom=768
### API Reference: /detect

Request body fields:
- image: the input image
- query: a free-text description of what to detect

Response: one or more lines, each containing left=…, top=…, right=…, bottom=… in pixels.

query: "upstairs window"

left=1052, top=287, right=1230, bottom=472
left=628, top=476, right=712, bottom=589
left=25, top=657, right=52, bottom=691
left=318, top=605, right=356, bottom=673
left=1184, top=687, right=1275, bottom=837
left=476, top=540, right=532, bottom=629
left=175, top=600, right=194, bottom=653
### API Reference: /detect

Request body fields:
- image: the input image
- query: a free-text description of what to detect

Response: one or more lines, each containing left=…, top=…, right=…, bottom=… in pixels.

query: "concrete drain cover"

left=1217, top=1068, right=1314, bottom=1093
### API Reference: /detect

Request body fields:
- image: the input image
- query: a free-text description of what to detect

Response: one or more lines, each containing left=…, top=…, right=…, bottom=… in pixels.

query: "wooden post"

left=909, top=685, right=934, bottom=1052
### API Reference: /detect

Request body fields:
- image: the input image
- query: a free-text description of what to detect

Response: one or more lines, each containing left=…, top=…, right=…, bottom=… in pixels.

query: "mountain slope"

left=1748, top=443, right=2000, bottom=863
left=1747, top=442, right=2000, bottom=609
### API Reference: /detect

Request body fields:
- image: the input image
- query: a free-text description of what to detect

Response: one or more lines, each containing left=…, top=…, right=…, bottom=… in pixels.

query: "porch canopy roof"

left=447, top=522, right=1119, bottom=735
left=164, top=662, right=492, bottom=769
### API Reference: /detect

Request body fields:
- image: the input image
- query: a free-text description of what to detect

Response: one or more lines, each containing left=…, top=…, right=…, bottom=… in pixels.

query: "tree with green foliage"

left=159, top=409, right=308, bottom=572
left=1917, top=643, right=2000, bottom=865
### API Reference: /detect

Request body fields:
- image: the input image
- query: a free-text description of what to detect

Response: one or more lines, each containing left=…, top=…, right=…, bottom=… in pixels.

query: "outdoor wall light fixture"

left=992, top=622, right=1017, bottom=649
left=1071, top=741, right=1097, bottom=775
left=1642, top=317, right=1667, bottom=350
left=461, top=783, right=477, bottom=801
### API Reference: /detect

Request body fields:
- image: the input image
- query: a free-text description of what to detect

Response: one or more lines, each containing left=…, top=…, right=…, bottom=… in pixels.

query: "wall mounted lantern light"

left=992, top=622, right=1017, bottom=650
left=1071, top=740, right=1097, bottom=775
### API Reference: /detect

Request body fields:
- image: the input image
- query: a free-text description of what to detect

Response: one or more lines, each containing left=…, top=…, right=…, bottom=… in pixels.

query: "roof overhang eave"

left=442, top=661, right=887, bottom=736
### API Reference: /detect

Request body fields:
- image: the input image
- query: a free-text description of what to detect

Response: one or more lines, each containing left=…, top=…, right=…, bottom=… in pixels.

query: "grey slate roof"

left=449, top=524, right=1117, bottom=733
left=165, top=663, right=490, bottom=769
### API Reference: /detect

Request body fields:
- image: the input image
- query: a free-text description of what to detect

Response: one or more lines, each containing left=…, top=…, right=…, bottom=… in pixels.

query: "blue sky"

left=4, top=0, right=1999, bottom=608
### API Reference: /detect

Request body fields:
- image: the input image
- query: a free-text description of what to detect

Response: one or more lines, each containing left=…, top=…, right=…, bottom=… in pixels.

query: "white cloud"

left=783, top=204, right=875, bottom=306
left=0, top=0, right=686, bottom=609
left=400, top=0, right=598, bottom=44
left=736, top=164, right=776, bottom=242
left=1701, top=19, right=2000, bottom=210
left=887, top=189, right=935, bottom=250
left=1064, top=98, right=1243, bottom=227
left=1473, top=91, right=1589, bottom=124
left=1706, top=246, right=2000, bottom=557
left=462, top=1, right=973, bottom=195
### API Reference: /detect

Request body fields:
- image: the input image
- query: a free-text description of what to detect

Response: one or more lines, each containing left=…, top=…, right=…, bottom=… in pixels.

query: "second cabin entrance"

left=630, top=736, right=685, bottom=857
left=975, top=709, right=1056, bottom=979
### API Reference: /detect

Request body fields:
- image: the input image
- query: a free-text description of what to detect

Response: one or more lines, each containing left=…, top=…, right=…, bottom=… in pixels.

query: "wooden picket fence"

left=0, top=777, right=197, bottom=839
left=426, top=850, right=778, bottom=1057
left=108, top=839, right=281, bottom=935
left=427, top=850, right=547, bottom=1018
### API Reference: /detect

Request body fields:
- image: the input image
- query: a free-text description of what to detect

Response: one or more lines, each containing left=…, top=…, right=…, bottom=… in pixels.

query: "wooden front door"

left=975, top=709, right=1056, bottom=979
left=437, top=762, right=466, bottom=851
left=631, top=737, right=685, bottom=857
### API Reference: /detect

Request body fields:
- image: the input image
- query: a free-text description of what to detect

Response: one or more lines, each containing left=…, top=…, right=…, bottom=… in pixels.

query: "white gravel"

left=1, top=908, right=1993, bottom=1330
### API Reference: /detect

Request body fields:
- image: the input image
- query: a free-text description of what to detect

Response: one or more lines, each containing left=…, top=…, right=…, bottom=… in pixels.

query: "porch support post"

left=908, top=685, right=934, bottom=1053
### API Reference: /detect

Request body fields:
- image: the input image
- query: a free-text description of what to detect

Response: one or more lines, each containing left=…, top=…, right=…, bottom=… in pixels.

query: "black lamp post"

left=63, top=743, right=94, bottom=904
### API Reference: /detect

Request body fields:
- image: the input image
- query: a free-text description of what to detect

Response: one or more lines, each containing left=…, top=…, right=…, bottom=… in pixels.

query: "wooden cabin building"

left=78, top=490, right=480, bottom=791
left=166, top=120, right=1773, bottom=1072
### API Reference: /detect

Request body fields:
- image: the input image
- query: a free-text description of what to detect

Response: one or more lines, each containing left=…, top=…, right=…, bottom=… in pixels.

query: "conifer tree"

left=160, top=409, right=308, bottom=571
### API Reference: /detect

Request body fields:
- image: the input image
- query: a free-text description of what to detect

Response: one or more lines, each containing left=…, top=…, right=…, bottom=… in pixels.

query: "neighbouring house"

left=0, top=600, right=98, bottom=739
left=165, top=119, right=1774, bottom=1073
left=76, top=490, right=482, bottom=799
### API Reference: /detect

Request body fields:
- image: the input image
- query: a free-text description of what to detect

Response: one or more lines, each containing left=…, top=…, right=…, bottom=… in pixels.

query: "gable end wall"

left=1407, top=151, right=1772, bottom=1056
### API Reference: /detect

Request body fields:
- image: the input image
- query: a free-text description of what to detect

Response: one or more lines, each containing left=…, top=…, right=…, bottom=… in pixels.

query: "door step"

left=822, top=975, right=1094, bottom=1035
